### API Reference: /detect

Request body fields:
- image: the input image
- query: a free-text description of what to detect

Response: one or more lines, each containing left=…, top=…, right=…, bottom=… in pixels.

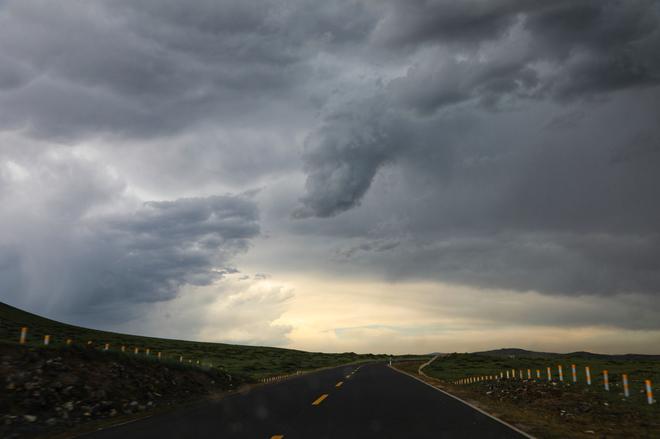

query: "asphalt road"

left=82, top=363, right=528, bottom=439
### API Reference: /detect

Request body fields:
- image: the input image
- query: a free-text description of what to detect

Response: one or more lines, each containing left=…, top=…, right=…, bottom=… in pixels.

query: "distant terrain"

left=476, top=347, right=660, bottom=362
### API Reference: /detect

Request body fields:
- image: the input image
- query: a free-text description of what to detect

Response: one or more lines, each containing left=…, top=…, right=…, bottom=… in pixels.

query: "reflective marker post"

left=19, top=327, right=28, bottom=344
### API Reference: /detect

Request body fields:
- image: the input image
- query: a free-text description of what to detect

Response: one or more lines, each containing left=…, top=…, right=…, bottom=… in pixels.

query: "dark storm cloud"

left=295, top=98, right=411, bottom=218
left=371, top=0, right=523, bottom=48
left=299, top=0, right=660, bottom=217
left=0, top=151, right=259, bottom=324
left=0, top=0, right=374, bottom=139
left=1, top=0, right=660, bottom=323
left=93, top=195, right=260, bottom=301
left=321, top=86, right=660, bottom=298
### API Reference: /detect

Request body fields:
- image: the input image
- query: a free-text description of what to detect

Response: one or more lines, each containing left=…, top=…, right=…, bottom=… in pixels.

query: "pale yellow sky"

left=142, top=273, right=660, bottom=355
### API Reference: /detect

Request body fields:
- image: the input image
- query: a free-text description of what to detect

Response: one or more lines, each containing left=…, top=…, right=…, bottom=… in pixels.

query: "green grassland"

left=0, top=301, right=386, bottom=379
left=425, top=352, right=660, bottom=404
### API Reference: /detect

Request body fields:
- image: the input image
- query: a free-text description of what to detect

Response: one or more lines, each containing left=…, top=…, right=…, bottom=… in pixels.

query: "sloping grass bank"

left=0, top=302, right=383, bottom=379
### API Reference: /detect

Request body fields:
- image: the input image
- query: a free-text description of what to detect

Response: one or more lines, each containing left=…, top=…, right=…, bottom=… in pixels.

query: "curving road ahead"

left=81, top=363, right=528, bottom=439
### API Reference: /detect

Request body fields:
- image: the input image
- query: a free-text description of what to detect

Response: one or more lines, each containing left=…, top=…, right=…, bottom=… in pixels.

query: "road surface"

left=82, top=363, right=528, bottom=438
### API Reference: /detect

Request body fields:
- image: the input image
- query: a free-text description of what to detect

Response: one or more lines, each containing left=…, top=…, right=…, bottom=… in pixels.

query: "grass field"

left=425, top=352, right=660, bottom=405
left=424, top=353, right=660, bottom=406
left=397, top=352, right=660, bottom=438
left=0, top=301, right=386, bottom=379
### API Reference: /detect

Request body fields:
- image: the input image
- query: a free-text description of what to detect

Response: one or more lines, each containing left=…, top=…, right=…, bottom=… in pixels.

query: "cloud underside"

left=0, top=151, right=259, bottom=324
left=0, top=0, right=659, bottom=342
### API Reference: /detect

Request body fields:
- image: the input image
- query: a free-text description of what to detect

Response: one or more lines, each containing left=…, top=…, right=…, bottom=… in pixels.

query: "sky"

left=1, top=0, right=660, bottom=355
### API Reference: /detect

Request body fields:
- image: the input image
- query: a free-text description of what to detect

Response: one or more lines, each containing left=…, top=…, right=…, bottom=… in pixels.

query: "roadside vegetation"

left=395, top=352, right=660, bottom=439
left=0, top=302, right=383, bottom=378
left=426, top=352, right=660, bottom=399
left=0, top=301, right=392, bottom=438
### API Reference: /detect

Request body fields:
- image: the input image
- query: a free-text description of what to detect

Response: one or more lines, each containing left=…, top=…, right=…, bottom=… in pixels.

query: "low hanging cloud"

left=0, top=150, right=259, bottom=325
left=295, top=98, right=411, bottom=218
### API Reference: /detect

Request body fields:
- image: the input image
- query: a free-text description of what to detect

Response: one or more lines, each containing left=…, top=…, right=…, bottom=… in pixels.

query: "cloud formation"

left=300, top=0, right=660, bottom=217
left=0, top=0, right=659, bottom=350
left=0, top=149, right=259, bottom=325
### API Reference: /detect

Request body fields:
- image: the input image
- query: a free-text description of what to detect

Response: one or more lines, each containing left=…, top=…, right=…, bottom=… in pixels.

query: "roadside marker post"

left=66, top=339, right=72, bottom=345
left=622, top=374, right=629, bottom=398
left=536, top=369, right=541, bottom=379
left=104, top=343, right=109, bottom=351
left=571, top=364, right=577, bottom=383
left=506, top=371, right=510, bottom=379
left=603, top=370, right=609, bottom=391
left=134, top=347, right=139, bottom=354
left=43, top=335, right=50, bottom=345
left=19, top=327, right=28, bottom=344
left=146, top=348, right=150, bottom=356
left=645, top=380, right=654, bottom=404
left=511, top=368, right=515, bottom=378
left=519, top=370, right=523, bottom=379
left=179, top=356, right=183, bottom=362
left=586, top=366, right=592, bottom=385
left=121, top=345, right=125, bottom=352
left=500, top=372, right=503, bottom=379
left=547, top=367, right=552, bottom=381
left=527, top=369, right=531, bottom=379
left=158, top=352, right=162, bottom=360
left=558, top=365, right=563, bottom=382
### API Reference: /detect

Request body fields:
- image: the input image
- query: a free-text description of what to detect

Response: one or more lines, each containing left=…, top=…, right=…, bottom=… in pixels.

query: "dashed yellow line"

left=312, top=394, right=329, bottom=405
left=335, top=381, right=343, bottom=388
left=271, top=436, right=284, bottom=439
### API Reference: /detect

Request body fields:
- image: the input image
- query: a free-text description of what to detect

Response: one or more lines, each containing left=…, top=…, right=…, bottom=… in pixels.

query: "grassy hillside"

left=0, top=301, right=383, bottom=378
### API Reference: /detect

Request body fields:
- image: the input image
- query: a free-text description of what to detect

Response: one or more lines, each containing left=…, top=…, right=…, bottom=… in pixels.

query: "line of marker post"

left=454, top=363, right=654, bottom=405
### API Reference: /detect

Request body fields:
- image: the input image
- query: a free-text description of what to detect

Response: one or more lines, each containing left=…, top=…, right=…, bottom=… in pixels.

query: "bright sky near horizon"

left=1, top=0, right=660, bottom=354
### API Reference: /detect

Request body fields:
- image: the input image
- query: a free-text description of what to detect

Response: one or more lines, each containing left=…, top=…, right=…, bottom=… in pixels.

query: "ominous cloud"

left=0, top=0, right=659, bottom=347
left=0, top=0, right=373, bottom=139
left=0, top=149, right=259, bottom=325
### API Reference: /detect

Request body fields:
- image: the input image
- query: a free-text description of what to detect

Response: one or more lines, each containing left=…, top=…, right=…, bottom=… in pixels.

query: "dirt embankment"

left=1, top=342, right=244, bottom=439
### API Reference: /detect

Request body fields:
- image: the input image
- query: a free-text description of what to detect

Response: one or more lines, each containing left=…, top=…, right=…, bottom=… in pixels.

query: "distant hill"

left=0, top=301, right=386, bottom=378
left=475, top=347, right=660, bottom=361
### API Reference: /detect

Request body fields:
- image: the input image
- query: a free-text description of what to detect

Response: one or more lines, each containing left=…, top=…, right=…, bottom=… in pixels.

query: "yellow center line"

left=271, top=436, right=284, bottom=439
left=335, top=381, right=343, bottom=387
left=312, top=394, right=329, bottom=405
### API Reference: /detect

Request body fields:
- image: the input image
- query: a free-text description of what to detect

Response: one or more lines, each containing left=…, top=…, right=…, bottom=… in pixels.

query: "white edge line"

left=389, top=365, right=536, bottom=439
